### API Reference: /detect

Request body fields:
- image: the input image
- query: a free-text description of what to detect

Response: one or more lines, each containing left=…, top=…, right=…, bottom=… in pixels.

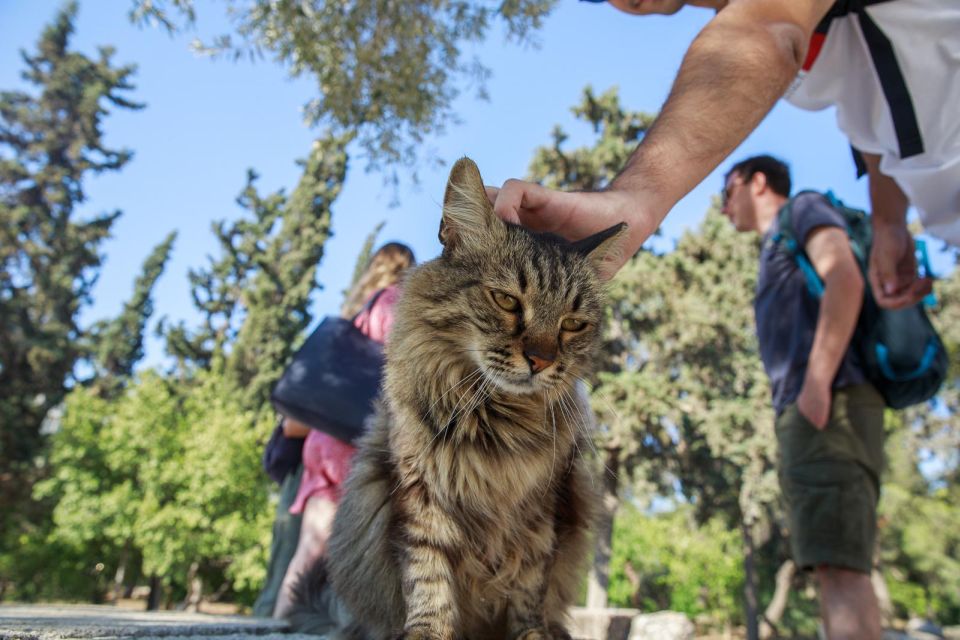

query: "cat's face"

left=459, top=231, right=608, bottom=394
left=432, top=158, right=626, bottom=396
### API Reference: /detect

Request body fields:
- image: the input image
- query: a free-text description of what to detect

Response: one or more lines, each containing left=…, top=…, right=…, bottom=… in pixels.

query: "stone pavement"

left=0, top=604, right=318, bottom=640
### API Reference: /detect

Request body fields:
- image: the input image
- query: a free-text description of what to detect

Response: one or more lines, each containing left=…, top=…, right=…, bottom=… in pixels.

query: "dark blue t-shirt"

left=754, top=192, right=867, bottom=415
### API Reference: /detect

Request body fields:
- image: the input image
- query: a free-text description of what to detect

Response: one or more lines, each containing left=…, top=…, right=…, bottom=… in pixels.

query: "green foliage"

left=88, top=232, right=177, bottom=398
left=25, top=372, right=274, bottom=605
left=163, top=135, right=346, bottom=408
left=530, top=85, right=655, bottom=192
left=0, top=2, right=173, bottom=564
left=128, top=0, right=558, bottom=174
left=876, top=254, right=960, bottom=624
left=609, top=504, right=744, bottom=627
left=0, top=0, right=137, bottom=478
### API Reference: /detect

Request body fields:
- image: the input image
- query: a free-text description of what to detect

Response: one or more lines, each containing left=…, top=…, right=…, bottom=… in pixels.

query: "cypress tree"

left=0, top=2, right=143, bottom=516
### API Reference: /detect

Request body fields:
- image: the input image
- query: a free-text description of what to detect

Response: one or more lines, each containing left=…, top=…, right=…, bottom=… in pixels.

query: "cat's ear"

left=571, top=222, right=629, bottom=280
left=439, top=157, right=505, bottom=253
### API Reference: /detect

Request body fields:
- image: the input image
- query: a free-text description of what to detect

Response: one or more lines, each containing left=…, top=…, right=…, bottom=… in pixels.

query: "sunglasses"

left=722, top=178, right=743, bottom=205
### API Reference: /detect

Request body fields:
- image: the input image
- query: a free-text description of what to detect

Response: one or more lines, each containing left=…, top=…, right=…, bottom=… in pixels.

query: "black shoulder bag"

left=270, top=291, right=386, bottom=444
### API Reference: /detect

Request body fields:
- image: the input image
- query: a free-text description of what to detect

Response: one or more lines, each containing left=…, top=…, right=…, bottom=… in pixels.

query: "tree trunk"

left=741, top=519, right=760, bottom=640
left=586, top=444, right=620, bottom=609
left=180, top=562, right=203, bottom=612
left=146, top=574, right=162, bottom=611
left=760, top=559, right=796, bottom=639
left=112, top=543, right=129, bottom=604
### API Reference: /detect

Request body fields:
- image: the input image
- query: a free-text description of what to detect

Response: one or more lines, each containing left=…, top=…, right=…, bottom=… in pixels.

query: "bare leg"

left=815, top=565, right=881, bottom=640
left=273, top=496, right=338, bottom=618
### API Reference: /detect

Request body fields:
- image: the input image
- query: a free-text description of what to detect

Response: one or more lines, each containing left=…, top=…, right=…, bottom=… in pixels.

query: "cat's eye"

left=561, top=318, right=587, bottom=332
left=491, top=290, right=520, bottom=312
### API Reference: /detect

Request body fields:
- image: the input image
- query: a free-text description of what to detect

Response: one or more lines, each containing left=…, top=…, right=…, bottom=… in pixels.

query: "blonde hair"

left=341, top=242, right=416, bottom=318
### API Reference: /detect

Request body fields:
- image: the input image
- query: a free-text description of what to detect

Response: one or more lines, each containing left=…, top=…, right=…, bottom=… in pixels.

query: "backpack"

left=774, top=190, right=948, bottom=409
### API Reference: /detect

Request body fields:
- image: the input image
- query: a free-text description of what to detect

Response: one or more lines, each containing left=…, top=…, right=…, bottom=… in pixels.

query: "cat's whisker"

left=453, top=373, right=488, bottom=425
left=552, top=391, right=581, bottom=462
left=560, top=388, right=600, bottom=458
left=559, top=388, right=618, bottom=484
left=542, top=393, right=558, bottom=499
left=438, top=370, right=490, bottom=444
left=425, top=367, right=485, bottom=417
left=571, top=373, right=624, bottom=429
left=555, top=391, right=600, bottom=489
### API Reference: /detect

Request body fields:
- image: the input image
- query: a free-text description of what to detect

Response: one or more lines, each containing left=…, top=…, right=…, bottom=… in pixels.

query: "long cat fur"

left=290, top=157, right=626, bottom=640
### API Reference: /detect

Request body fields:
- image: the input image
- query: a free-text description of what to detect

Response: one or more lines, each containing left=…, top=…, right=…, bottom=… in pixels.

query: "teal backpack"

left=774, top=190, right=948, bottom=410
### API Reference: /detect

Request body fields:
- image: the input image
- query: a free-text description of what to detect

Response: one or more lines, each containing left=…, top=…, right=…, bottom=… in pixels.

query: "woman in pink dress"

left=273, top=242, right=415, bottom=618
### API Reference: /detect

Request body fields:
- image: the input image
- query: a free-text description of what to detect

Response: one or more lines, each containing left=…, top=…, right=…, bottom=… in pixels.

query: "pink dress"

left=289, top=285, right=400, bottom=513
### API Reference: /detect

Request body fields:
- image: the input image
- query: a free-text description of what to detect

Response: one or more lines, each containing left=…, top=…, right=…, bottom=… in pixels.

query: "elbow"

left=698, top=13, right=809, bottom=94
left=750, top=19, right=808, bottom=85
left=771, top=20, right=809, bottom=74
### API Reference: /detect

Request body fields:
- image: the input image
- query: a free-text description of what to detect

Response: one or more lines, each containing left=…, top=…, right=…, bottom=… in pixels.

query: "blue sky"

left=2, top=1, right=953, bottom=370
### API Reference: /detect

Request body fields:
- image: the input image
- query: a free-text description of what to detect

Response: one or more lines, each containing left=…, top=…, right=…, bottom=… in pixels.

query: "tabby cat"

left=291, top=158, right=626, bottom=640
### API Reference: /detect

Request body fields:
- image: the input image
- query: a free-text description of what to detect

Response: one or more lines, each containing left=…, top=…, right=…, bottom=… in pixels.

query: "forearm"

left=805, top=269, right=864, bottom=388
left=863, top=152, right=909, bottom=228
left=612, top=0, right=830, bottom=225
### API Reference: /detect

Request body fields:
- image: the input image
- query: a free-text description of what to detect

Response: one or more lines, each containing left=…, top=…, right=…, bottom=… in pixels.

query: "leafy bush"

left=608, top=504, right=744, bottom=626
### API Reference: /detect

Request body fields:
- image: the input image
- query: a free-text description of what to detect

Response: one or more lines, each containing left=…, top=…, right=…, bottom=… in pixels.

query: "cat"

left=290, top=157, right=626, bottom=640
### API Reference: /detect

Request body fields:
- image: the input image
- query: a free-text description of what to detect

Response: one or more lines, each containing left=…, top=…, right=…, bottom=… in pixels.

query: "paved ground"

left=0, top=604, right=319, bottom=640
left=4, top=604, right=958, bottom=640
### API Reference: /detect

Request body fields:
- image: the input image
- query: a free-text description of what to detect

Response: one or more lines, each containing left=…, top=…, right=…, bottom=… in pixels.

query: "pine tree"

left=164, top=134, right=348, bottom=409
left=88, top=232, right=177, bottom=398
left=0, top=1, right=143, bottom=519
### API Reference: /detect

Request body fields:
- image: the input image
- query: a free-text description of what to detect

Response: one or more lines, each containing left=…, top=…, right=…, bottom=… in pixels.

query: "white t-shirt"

left=784, top=0, right=960, bottom=246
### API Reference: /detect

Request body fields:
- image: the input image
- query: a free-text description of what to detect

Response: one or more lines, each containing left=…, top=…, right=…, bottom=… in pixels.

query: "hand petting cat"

left=488, top=180, right=645, bottom=279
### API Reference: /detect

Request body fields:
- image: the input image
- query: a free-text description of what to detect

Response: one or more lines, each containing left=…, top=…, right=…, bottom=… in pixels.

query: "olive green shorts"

left=775, top=383, right=886, bottom=574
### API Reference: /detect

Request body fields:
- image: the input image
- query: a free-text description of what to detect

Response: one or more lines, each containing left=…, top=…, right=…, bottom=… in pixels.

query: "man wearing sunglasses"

left=490, top=0, right=958, bottom=309
left=722, top=154, right=884, bottom=640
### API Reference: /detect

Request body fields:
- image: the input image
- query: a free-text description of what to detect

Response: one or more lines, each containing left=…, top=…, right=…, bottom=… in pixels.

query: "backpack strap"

left=772, top=193, right=827, bottom=299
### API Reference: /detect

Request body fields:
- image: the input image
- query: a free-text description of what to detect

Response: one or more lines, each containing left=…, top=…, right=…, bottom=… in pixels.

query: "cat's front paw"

left=513, top=627, right=550, bottom=640
left=397, top=625, right=447, bottom=640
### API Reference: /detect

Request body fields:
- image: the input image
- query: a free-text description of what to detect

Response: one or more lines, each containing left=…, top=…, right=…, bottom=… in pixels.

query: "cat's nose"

left=523, top=347, right=555, bottom=374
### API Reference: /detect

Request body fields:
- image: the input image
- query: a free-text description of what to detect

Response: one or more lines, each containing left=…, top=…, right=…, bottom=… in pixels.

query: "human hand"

left=281, top=417, right=311, bottom=438
left=488, top=180, right=657, bottom=277
left=797, top=381, right=831, bottom=430
left=868, top=223, right=933, bottom=309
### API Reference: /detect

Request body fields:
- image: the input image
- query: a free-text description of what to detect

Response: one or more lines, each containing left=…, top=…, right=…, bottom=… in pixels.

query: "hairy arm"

left=613, top=0, right=833, bottom=215
left=862, top=152, right=933, bottom=308
left=798, top=226, right=864, bottom=429
left=493, top=0, right=834, bottom=273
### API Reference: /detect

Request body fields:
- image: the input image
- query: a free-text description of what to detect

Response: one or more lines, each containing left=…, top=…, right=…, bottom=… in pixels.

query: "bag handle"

left=351, top=287, right=388, bottom=333
left=876, top=338, right=941, bottom=382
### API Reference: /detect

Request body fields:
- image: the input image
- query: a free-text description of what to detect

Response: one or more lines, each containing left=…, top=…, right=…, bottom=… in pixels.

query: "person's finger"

left=869, top=231, right=915, bottom=298
left=492, top=179, right=528, bottom=225
left=484, top=185, right=499, bottom=207
left=873, top=276, right=934, bottom=310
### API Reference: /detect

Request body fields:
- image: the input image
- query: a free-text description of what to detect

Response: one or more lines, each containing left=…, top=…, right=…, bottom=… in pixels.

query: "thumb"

left=484, top=185, right=499, bottom=208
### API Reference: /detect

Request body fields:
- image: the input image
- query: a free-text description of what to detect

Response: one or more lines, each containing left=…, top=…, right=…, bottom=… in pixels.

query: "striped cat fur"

left=290, top=157, right=626, bottom=640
